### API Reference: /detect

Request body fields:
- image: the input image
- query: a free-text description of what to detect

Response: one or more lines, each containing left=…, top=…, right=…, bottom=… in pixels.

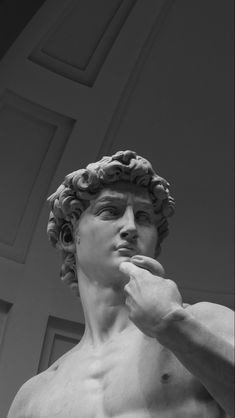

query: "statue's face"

left=74, top=182, right=158, bottom=287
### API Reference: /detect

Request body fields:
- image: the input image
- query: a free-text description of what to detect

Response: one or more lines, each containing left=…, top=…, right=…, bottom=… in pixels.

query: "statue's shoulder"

left=7, top=345, right=80, bottom=417
left=7, top=372, right=47, bottom=418
left=185, top=301, right=234, bottom=344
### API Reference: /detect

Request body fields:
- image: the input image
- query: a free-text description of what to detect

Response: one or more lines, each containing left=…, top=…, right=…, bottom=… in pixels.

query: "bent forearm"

left=156, top=308, right=234, bottom=417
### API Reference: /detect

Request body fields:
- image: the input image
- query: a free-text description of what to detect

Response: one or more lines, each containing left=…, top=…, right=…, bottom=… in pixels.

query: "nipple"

left=161, top=373, right=171, bottom=383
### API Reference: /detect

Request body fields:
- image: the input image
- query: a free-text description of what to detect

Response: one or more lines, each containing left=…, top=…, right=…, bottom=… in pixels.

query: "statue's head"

left=47, top=150, right=175, bottom=295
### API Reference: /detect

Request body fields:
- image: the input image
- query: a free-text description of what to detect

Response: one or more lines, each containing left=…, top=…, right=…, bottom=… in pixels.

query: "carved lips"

left=116, top=243, right=137, bottom=255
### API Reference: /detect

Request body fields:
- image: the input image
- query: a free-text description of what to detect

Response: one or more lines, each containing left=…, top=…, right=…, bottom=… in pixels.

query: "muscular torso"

left=23, top=326, right=226, bottom=418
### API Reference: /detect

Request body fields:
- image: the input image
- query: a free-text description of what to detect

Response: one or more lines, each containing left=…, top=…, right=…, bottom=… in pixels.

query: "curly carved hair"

left=47, top=150, right=175, bottom=296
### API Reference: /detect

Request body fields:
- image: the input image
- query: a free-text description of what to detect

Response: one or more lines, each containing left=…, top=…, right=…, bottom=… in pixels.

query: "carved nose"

left=120, top=229, right=137, bottom=241
left=120, top=208, right=138, bottom=241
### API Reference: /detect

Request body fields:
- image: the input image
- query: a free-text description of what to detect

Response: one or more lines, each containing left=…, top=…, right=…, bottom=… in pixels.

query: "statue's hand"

left=119, top=255, right=183, bottom=339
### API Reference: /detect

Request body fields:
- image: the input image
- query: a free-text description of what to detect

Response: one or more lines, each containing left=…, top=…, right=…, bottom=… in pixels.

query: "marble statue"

left=8, top=150, right=234, bottom=417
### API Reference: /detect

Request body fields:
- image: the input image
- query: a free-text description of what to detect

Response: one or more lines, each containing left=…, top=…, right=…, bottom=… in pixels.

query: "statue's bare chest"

left=30, top=332, right=222, bottom=418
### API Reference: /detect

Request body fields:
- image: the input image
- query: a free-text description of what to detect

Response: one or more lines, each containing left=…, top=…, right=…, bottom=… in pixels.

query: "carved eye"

left=136, top=211, right=151, bottom=222
left=100, top=207, right=118, bottom=216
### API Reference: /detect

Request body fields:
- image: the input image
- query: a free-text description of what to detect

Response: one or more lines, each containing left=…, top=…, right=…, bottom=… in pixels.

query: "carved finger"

left=131, top=255, right=165, bottom=277
left=119, top=261, right=143, bottom=280
left=124, top=282, right=131, bottom=295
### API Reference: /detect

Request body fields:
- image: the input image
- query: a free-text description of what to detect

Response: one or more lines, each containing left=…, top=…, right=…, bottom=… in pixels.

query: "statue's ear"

left=60, top=223, right=75, bottom=253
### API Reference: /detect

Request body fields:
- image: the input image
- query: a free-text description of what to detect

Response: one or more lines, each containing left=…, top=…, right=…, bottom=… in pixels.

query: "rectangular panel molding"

left=0, top=89, right=75, bottom=263
left=0, top=299, right=12, bottom=352
left=38, top=315, right=84, bottom=373
left=0, top=0, right=46, bottom=60
left=29, top=0, right=136, bottom=86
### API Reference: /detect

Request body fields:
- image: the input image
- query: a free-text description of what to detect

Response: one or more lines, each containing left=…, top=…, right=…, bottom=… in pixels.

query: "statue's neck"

left=78, top=271, right=131, bottom=347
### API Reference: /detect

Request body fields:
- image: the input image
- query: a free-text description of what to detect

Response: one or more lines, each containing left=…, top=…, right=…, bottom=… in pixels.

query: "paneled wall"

left=0, top=0, right=233, bottom=416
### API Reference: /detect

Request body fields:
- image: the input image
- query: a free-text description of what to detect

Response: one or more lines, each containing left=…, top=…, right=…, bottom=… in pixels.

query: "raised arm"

left=157, top=302, right=234, bottom=417
left=119, top=256, right=234, bottom=417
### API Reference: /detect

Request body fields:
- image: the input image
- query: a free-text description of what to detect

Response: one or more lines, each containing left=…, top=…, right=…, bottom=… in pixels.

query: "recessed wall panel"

left=29, top=0, right=137, bottom=85
left=0, top=0, right=46, bottom=60
left=38, top=316, right=84, bottom=373
left=0, top=299, right=12, bottom=351
left=0, top=90, right=75, bottom=263
left=0, top=103, right=55, bottom=245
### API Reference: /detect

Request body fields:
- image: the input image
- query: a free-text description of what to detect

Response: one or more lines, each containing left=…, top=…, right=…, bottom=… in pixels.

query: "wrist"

left=155, top=306, right=193, bottom=347
left=163, top=306, right=190, bottom=323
